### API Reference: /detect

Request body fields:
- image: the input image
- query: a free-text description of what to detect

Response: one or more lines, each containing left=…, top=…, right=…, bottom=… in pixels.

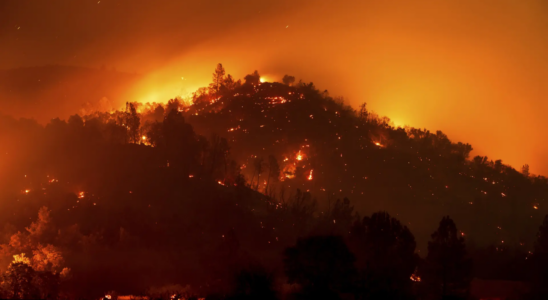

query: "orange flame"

left=296, top=151, right=303, bottom=161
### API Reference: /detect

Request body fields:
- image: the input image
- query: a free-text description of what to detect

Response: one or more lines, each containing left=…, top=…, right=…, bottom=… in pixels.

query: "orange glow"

left=141, top=135, right=147, bottom=141
left=24, top=189, right=30, bottom=194
left=78, top=192, right=84, bottom=199
left=296, top=151, right=303, bottom=161
left=534, top=205, right=539, bottom=210
left=410, top=274, right=421, bottom=282
left=308, top=169, right=314, bottom=181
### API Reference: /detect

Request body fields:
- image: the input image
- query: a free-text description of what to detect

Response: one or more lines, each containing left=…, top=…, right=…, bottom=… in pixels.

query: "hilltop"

left=0, top=66, right=544, bottom=297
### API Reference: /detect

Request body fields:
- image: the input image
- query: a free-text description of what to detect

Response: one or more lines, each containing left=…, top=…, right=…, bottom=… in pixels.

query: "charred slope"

left=182, top=81, right=547, bottom=251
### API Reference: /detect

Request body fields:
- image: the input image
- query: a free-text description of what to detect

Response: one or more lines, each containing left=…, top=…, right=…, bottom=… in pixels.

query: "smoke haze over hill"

left=2, top=0, right=548, bottom=174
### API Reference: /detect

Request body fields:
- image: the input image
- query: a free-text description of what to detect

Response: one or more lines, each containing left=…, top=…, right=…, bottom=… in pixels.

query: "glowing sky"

left=1, top=0, right=548, bottom=174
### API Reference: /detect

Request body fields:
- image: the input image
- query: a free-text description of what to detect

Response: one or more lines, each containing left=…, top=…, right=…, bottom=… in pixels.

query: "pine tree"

left=422, top=216, right=472, bottom=300
left=210, top=63, right=226, bottom=94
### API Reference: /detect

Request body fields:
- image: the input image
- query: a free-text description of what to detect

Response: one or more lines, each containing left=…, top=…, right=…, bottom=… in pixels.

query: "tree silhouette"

left=348, top=211, right=417, bottom=300
left=251, top=157, right=264, bottom=190
left=125, top=102, right=141, bottom=144
left=226, top=265, right=277, bottom=300
left=522, top=164, right=530, bottom=177
left=422, top=216, right=472, bottom=300
left=282, top=75, right=295, bottom=86
left=283, top=235, right=356, bottom=300
left=531, top=215, right=548, bottom=298
left=265, top=155, right=280, bottom=193
left=2, top=261, right=39, bottom=299
left=210, top=63, right=226, bottom=94
left=244, top=71, right=260, bottom=86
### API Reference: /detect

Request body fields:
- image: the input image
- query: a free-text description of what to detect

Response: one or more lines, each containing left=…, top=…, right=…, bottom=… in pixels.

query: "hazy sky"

left=2, top=0, right=548, bottom=174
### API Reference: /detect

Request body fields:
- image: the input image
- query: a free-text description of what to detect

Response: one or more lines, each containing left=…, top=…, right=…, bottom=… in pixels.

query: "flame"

left=296, top=151, right=303, bottom=161
left=78, top=191, right=85, bottom=199
left=410, top=273, right=421, bottom=282
left=141, top=135, right=147, bottom=141
left=259, top=77, right=266, bottom=83
left=24, top=189, right=30, bottom=194
left=534, top=205, right=539, bottom=210
left=375, top=142, right=381, bottom=146
left=308, top=169, right=314, bottom=181
left=13, top=253, right=30, bottom=265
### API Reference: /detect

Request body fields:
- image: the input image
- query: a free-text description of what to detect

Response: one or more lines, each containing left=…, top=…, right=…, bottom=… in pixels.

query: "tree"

left=348, top=211, right=417, bottom=300
left=2, top=260, right=39, bottom=299
left=422, top=216, right=472, bottom=300
left=210, top=63, right=226, bottom=94
left=358, top=103, right=368, bottom=120
left=125, top=102, right=141, bottom=144
left=265, top=155, right=280, bottom=193
left=227, top=265, right=277, bottom=300
left=531, top=215, right=548, bottom=298
left=282, top=75, right=295, bottom=86
left=250, top=157, right=264, bottom=190
left=244, top=71, right=261, bottom=86
left=223, top=74, right=241, bottom=91
left=522, top=164, right=530, bottom=177
left=283, top=235, right=356, bottom=299
left=208, top=133, right=230, bottom=179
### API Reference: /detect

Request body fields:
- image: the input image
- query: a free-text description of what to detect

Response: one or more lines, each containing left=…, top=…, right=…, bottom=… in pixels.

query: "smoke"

left=2, top=0, right=548, bottom=173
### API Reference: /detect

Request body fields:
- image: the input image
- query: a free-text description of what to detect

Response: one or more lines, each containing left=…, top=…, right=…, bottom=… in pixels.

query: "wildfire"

left=410, top=274, right=421, bottom=282
left=296, top=151, right=303, bottom=161
left=308, top=169, right=314, bottom=181
left=141, top=135, right=146, bottom=141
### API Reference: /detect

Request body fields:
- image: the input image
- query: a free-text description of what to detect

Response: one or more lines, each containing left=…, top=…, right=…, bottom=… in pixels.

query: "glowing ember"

left=375, top=142, right=381, bottom=146
left=410, top=274, right=421, bottom=282
left=78, top=192, right=85, bottom=199
left=141, top=135, right=147, bottom=141
left=534, top=205, right=539, bottom=210
left=189, top=174, right=194, bottom=178
left=24, top=189, right=30, bottom=194
left=296, top=151, right=303, bottom=161
left=308, top=169, right=314, bottom=180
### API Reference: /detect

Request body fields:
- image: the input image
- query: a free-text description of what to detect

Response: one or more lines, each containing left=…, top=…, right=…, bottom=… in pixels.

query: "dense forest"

left=1, top=64, right=548, bottom=299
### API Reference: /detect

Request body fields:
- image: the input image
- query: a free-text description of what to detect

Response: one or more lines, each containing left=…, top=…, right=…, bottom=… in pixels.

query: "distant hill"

left=0, top=73, right=544, bottom=296
left=178, top=79, right=547, bottom=252
left=0, top=65, right=140, bottom=122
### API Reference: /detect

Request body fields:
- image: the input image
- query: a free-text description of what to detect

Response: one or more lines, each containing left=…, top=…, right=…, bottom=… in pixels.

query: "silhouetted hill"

left=177, top=78, right=547, bottom=253
left=0, top=65, right=140, bottom=122
left=0, top=69, right=544, bottom=298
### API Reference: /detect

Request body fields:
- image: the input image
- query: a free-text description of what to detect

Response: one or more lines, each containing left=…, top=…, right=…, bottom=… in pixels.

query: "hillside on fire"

left=1, top=65, right=548, bottom=299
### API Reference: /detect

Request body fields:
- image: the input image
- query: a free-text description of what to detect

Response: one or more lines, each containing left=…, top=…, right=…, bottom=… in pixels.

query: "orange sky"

left=1, top=0, right=548, bottom=174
